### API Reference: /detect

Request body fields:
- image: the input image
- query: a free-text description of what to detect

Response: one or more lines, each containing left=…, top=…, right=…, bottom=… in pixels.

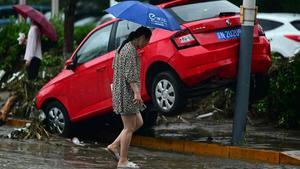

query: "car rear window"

left=258, top=19, right=283, bottom=31
left=168, top=0, right=239, bottom=23
left=291, top=20, right=300, bottom=31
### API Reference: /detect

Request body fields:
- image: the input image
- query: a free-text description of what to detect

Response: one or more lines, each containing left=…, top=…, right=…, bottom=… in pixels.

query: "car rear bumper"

left=169, top=37, right=271, bottom=87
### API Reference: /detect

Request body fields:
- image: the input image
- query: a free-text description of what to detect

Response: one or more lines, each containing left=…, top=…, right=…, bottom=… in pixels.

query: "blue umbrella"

left=105, top=1, right=181, bottom=31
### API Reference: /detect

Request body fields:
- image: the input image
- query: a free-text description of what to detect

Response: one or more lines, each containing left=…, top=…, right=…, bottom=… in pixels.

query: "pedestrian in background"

left=19, top=20, right=42, bottom=80
left=106, top=26, right=152, bottom=169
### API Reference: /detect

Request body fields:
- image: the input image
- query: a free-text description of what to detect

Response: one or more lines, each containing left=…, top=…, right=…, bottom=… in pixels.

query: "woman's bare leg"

left=118, top=114, right=137, bottom=166
left=107, top=112, right=143, bottom=154
left=107, top=130, right=124, bottom=152
left=135, top=112, right=143, bottom=131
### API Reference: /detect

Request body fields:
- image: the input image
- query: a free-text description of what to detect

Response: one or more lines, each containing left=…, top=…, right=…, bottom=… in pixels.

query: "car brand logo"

left=226, top=19, right=232, bottom=26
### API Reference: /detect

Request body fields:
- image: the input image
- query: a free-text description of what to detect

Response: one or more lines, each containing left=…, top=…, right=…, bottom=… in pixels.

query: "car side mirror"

left=65, top=59, right=76, bottom=71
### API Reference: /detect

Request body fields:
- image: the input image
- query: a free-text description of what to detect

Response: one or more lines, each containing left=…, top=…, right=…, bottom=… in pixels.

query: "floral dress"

left=112, top=42, right=141, bottom=115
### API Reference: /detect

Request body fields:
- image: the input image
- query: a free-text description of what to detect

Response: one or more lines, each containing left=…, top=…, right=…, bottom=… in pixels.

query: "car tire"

left=151, top=71, right=186, bottom=116
left=44, top=101, right=72, bottom=137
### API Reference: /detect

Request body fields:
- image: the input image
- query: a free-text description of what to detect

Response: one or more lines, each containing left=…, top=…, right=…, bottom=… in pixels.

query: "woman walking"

left=106, top=26, right=152, bottom=169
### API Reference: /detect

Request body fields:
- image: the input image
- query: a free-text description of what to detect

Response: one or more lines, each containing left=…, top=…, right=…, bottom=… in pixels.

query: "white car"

left=257, top=13, right=300, bottom=58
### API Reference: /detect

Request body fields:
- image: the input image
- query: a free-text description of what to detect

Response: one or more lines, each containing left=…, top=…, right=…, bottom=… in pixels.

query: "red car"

left=36, top=0, right=271, bottom=136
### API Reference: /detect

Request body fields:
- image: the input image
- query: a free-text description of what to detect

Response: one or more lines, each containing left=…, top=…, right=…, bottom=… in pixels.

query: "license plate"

left=216, top=27, right=241, bottom=41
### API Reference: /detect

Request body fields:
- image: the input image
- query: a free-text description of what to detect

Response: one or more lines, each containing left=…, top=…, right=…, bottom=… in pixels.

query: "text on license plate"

left=216, top=28, right=241, bottom=41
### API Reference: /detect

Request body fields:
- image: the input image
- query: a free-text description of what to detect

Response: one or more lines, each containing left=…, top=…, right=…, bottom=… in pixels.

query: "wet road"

left=0, top=126, right=299, bottom=169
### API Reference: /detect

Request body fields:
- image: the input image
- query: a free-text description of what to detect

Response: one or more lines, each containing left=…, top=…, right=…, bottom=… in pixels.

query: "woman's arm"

left=124, top=46, right=142, bottom=103
left=130, top=82, right=142, bottom=104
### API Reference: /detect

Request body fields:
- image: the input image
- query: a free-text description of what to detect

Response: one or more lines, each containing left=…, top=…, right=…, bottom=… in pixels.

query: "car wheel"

left=151, top=71, right=186, bottom=116
left=44, top=101, right=72, bottom=137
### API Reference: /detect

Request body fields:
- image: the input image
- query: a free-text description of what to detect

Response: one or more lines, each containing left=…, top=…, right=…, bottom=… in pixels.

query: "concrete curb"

left=5, top=118, right=299, bottom=166
left=132, top=135, right=300, bottom=166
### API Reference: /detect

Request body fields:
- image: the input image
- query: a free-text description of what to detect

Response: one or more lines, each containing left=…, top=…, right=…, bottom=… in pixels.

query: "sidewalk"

left=136, top=113, right=300, bottom=166
left=149, top=117, right=300, bottom=151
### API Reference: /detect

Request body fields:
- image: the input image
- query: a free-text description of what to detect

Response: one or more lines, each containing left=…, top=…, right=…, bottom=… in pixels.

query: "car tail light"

left=171, top=29, right=199, bottom=49
left=257, top=24, right=265, bottom=36
left=284, top=34, right=300, bottom=42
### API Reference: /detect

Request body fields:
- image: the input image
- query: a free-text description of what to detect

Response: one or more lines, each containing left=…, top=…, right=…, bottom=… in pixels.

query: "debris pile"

left=1, top=71, right=45, bottom=117
left=8, top=107, right=49, bottom=140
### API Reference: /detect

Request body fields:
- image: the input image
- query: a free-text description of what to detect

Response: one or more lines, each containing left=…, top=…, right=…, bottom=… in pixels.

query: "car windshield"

left=291, top=20, right=300, bottom=31
left=168, top=0, right=239, bottom=23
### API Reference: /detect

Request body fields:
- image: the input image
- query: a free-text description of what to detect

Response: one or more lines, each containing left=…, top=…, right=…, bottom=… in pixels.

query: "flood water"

left=0, top=134, right=298, bottom=169
left=0, top=125, right=299, bottom=169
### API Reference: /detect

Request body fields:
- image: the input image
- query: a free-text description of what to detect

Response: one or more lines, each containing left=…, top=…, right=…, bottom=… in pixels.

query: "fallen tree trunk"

left=0, top=95, right=17, bottom=126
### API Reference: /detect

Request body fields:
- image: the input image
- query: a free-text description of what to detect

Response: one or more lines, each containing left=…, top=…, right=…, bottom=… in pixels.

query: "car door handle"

left=97, top=66, right=106, bottom=72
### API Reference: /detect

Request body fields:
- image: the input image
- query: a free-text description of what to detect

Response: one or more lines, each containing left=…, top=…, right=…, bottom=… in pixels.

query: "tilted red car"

left=36, top=0, right=271, bottom=136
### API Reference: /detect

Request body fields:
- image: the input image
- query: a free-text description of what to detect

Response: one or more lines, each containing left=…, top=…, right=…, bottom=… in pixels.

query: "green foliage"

left=266, top=55, right=300, bottom=128
left=41, top=18, right=64, bottom=55
left=254, top=98, right=268, bottom=114
left=0, top=21, right=28, bottom=72
left=8, top=77, right=44, bottom=117
left=74, top=24, right=95, bottom=48
left=40, top=53, right=64, bottom=78
left=42, top=53, right=64, bottom=67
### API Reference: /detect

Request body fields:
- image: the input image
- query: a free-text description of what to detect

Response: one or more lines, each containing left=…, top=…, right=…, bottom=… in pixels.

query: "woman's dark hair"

left=118, top=26, right=152, bottom=54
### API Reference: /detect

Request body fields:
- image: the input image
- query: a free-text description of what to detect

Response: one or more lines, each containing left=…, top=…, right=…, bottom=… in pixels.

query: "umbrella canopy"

left=105, top=1, right=181, bottom=31
left=13, top=4, right=57, bottom=41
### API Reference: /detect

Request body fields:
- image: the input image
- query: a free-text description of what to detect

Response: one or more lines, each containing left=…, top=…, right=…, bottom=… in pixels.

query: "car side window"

left=291, top=20, right=300, bottom=31
left=258, top=19, right=283, bottom=31
left=114, top=20, right=140, bottom=49
left=76, top=24, right=112, bottom=65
